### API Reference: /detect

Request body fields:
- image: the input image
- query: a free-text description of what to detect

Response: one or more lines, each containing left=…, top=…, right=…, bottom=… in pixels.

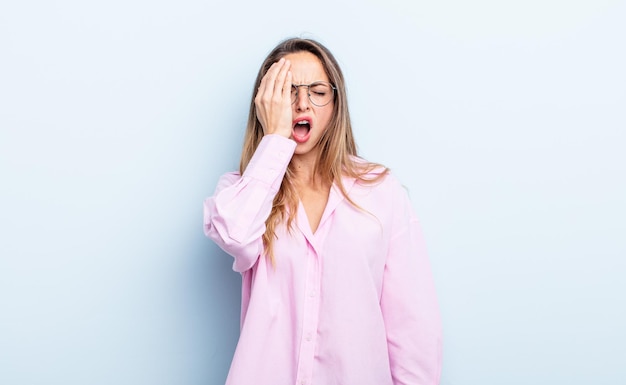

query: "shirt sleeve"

left=381, top=178, right=443, bottom=385
left=203, top=134, right=296, bottom=272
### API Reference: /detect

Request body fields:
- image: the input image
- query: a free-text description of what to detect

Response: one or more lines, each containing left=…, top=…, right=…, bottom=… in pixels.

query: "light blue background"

left=1, top=1, right=625, bottom=384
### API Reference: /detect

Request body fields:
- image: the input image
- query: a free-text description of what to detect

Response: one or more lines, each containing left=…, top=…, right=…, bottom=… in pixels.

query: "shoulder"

left=218, top=171, right=241, bottom=183
left=348, top=155, right=389, bottom=181
left=213, top=171, right=241, bottom=193
left=368, top=170, right=406, bottom=198
left=349, top=156, right=407, bottom=189
left=344, top=156, right=407, bottom=199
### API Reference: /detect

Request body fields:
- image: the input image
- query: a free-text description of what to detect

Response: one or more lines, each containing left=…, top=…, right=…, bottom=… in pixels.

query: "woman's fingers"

left=258, top=59, right=286, bottom=96
left=273, top=58, right=292, bottom=98
left=255, top=58, right=293, bottom=137
left=256, top=59, right=285, bottom=107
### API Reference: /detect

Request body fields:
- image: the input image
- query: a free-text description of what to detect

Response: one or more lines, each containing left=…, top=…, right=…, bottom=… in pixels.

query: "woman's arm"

left=204, top=58, right=295, bottom=272
left=203, top=134, right=295, bottom=272
left=381, top=180, right=443, bottom=385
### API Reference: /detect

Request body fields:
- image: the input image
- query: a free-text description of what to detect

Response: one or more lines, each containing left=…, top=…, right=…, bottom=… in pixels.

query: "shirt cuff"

left=243, top=134, right=296, bottom=189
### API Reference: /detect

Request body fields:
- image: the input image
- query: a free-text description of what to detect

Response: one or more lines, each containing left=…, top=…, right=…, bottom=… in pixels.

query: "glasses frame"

left=291, top=81, right=337, bottom=107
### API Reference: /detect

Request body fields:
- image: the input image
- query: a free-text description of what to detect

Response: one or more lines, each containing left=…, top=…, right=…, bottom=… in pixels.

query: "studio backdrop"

left=1, top=1, right=625, bottom=384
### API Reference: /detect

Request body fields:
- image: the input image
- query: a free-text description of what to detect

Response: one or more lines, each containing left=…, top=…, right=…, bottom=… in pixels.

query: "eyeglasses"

left=291, top=81, right=336, bottom=107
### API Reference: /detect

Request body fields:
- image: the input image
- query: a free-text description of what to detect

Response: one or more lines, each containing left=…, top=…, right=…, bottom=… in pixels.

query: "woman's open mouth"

left=292, top=118, right=312, bottom=143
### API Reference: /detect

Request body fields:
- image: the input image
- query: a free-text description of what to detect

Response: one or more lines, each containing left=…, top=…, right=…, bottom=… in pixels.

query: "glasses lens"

left=290, top=86, right=298, bottom=104
left=309, top=83, right=333, bottom=106
left=291, top=82, right=334, bottom=106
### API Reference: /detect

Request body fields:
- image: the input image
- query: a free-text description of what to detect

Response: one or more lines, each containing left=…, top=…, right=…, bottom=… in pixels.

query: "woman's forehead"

left=283, top=51, right=329, bottom=83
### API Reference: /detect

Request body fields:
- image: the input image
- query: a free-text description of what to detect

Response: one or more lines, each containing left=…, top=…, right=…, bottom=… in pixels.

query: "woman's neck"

left=291, top=152, right=326, bottom=189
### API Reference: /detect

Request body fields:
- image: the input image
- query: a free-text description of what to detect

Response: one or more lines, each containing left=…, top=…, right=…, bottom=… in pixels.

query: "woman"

left=204, top=38, right=442, bottom=385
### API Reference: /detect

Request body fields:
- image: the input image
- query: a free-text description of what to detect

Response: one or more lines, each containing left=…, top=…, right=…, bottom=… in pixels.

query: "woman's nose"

left=294, top=87, right=311, bottom=111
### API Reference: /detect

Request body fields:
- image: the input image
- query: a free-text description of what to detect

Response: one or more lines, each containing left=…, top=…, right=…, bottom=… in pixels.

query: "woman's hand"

left=254, top=58, right=293, bottom=138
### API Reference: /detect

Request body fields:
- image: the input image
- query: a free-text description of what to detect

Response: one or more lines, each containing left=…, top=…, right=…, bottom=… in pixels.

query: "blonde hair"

left=240, top=38, right=388, bottom=264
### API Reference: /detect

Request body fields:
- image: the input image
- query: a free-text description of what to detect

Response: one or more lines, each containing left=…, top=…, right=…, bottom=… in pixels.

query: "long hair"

left=240, top=38, right=388, bottom=264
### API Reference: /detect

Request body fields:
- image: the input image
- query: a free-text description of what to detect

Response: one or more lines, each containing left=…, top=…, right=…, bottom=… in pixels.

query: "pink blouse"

left=204, top=134, right=442, bottom=385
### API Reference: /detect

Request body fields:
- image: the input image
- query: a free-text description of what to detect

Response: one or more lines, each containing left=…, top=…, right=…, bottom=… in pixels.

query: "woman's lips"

left=292, top=118, right=312, bottom=143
